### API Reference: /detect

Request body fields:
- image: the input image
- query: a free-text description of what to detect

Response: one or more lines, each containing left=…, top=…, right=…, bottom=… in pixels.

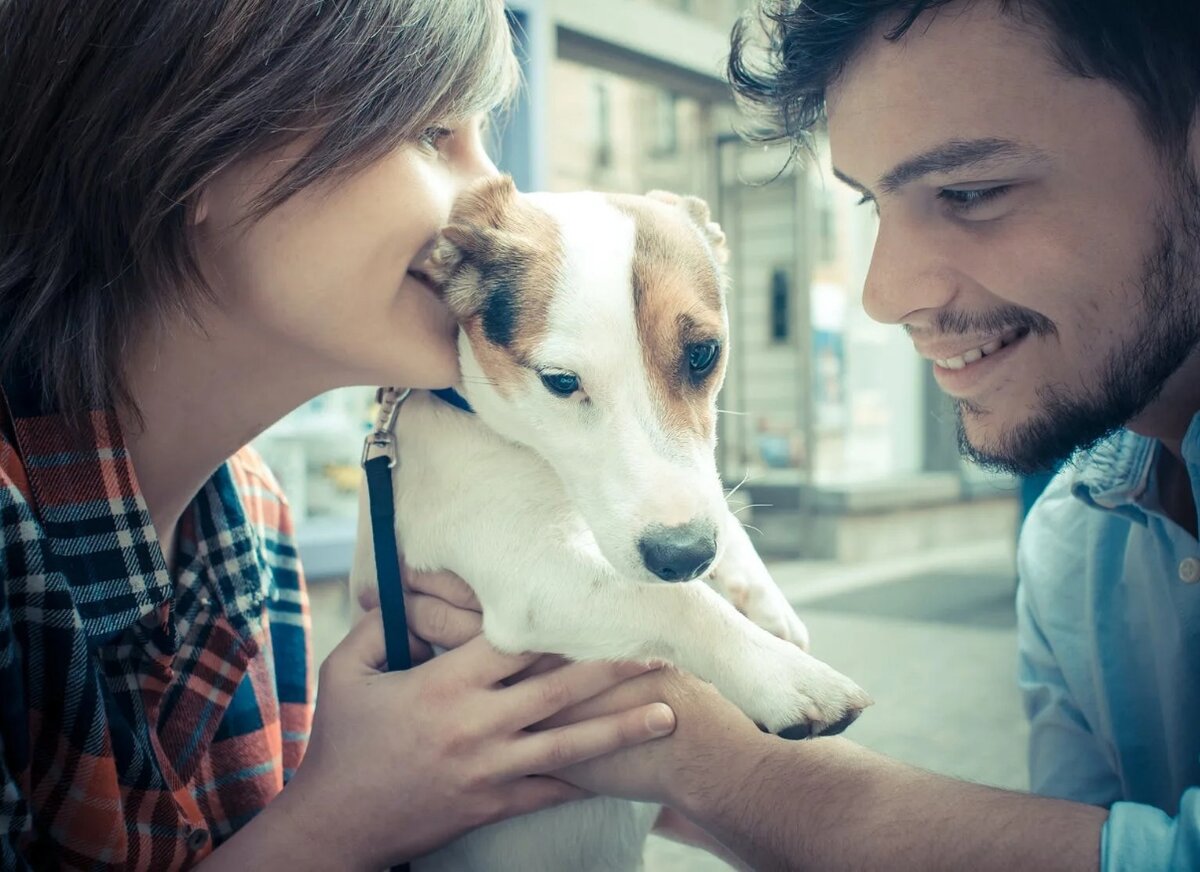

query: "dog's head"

left=428, top=175, right=731, bottom=584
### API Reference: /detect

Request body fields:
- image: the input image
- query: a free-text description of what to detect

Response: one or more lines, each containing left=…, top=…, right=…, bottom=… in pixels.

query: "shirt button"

left=1180, top=558, right=1200, bottom=584
left=186, top=827, right=210, bottom=852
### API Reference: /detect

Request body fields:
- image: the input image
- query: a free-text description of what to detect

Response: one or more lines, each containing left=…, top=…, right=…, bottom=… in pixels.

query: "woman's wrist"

left=205, top=766, right=374, bottom=872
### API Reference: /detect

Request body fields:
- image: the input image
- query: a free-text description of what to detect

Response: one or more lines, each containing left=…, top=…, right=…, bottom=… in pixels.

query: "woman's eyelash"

left=420, top=126, right=453, bottom=149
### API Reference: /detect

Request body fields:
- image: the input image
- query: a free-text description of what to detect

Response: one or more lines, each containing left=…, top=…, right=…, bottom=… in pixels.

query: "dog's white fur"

left=349, top=181, right=870, bottom=872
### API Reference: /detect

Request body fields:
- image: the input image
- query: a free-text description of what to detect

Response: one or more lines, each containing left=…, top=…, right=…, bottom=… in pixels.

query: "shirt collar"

left=3, top=363, right=273, bottom=650
left=1069, top=411, right=1200, bottom=522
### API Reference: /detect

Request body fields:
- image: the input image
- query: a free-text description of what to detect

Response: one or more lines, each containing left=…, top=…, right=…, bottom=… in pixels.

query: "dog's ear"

left=645, top=190, right=729, bottom=265
left=426, top=175, right=524, bottom=286
left=427, top=175, right=534, bottom=320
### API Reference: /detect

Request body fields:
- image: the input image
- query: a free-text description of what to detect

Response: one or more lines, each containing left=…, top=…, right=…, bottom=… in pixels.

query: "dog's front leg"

left=707, top=512, right=810, bottom=650
left=479, top=571, right=870, bottom=737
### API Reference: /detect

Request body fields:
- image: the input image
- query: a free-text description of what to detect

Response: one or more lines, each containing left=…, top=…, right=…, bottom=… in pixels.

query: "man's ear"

left=646, top=189, right=729, bottom=265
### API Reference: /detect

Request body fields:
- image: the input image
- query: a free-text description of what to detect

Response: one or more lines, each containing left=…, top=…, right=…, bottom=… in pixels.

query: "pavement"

left=307, top=539, right=1029, bottom=871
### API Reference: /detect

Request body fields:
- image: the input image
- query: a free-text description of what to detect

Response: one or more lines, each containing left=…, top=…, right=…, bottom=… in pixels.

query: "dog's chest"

left=413, top=794, right=659, bottom=872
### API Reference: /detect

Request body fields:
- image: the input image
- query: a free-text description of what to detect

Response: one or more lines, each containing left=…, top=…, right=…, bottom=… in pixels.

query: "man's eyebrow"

left=833, top=138, right=1050, bottom=198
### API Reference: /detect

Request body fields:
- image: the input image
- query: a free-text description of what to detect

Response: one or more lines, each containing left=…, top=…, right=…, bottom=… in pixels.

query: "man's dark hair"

left=729, top=0, right=1200, bottom=157
left=0, top=0, right=516, bottom=419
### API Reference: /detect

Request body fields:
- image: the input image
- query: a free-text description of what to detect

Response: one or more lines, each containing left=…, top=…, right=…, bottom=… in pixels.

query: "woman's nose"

left=455, top=127, right=501, bottom=188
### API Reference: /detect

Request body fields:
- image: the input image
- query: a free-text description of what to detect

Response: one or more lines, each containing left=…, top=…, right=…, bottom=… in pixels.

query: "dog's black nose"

left=638, top=521, right=718, bottom=581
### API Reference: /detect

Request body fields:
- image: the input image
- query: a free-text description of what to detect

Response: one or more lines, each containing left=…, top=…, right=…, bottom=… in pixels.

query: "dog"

left=349, top=176, right=871, bottom=871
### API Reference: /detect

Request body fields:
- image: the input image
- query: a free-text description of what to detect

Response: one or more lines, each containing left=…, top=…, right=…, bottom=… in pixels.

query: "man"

left=408, top=0, right=1200, bottom=868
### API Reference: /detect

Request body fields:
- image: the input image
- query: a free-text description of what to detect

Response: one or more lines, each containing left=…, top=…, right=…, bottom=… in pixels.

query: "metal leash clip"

left=361, top=386, right=412, bottom=468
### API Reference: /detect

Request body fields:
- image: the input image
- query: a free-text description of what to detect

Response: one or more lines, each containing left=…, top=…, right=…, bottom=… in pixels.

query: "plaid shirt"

left=0, top=370, right=313, bottom=870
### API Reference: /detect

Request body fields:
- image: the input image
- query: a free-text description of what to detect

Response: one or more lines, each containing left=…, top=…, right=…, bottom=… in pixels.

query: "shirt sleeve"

left=1, top=562, right=33, bottom=870
left=1102, top=790, right=1200, bottom=871
left=1016, top=523, right=1123, bottom=807
left=1, top=454, right=34, bottom=869
left=0, top=740, right=33, bottom=872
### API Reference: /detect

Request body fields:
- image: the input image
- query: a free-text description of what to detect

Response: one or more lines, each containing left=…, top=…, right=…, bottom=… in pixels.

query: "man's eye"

left=854, top=193, right=879, bottom=216
left=938, top=186, right=1011, bottom=211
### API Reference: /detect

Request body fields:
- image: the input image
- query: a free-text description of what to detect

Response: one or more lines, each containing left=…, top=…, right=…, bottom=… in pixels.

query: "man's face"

left=826, top=2, right=1200, bottom=473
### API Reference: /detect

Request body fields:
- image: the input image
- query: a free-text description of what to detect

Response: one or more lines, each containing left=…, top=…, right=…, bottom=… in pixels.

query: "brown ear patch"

left=645, top=190, right=729, bottom=265
left=430, top=175, right=564, bottom=395
left=608, top=192, right=728, bottom=437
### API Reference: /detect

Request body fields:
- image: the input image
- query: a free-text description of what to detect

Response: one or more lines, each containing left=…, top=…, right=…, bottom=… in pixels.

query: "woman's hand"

left=278, top=608, right=677, bottom=870
left=546, top=666, right=766, bottom=807
left=398, top=567, right=764, bottom=811
left=401, top=565, right=485, bottom=661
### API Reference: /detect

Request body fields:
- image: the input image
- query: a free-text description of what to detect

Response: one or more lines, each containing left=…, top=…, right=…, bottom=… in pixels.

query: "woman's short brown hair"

left=0, top=0, right=517, bottom=415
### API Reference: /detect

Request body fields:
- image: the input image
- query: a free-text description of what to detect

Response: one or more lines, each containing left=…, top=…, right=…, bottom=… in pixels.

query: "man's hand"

left=400, top=567, right=772, bottom=810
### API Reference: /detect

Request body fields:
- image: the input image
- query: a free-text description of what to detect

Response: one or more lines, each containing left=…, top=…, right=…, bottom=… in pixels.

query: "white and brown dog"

left=350, top=176, right=871, bottom=872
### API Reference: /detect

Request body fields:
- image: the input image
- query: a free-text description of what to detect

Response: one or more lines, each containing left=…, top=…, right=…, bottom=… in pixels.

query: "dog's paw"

left=726, top=639, right=872, bottom=738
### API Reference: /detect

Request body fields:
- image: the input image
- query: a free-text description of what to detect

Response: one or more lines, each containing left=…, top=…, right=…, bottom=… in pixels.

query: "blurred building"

left=256, top=0, right=1016, bottom=577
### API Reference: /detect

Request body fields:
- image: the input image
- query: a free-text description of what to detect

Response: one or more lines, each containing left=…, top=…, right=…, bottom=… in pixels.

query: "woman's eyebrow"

left=834, top=137, right=1051, bottom=197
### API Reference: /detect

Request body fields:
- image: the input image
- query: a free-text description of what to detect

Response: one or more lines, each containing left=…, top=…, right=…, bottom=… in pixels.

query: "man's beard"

left=957, top=163, right=1200, bottom=476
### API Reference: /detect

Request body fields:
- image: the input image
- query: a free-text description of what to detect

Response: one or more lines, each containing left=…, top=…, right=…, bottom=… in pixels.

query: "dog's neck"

left=430, top=387, right=474, bottom=414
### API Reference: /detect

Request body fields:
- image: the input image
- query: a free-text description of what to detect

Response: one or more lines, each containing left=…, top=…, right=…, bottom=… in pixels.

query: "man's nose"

left=862, top=220, right=959, bottom=326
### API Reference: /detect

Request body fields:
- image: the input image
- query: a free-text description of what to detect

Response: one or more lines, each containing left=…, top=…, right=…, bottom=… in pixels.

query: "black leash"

left=361, top=386, right=474, bottom=872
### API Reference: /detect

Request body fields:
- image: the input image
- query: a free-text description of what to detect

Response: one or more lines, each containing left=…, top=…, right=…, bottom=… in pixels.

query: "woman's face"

left=193, top=117, right=497, bottom=390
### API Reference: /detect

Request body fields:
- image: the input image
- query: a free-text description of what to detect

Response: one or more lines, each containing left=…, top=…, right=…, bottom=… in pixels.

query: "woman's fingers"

left=325, top=608, right=388, bottom=675
left=403, top=564, right=482, bottom=611
left=503, top=653, right=572, bottom=685
left=495, top=702, right=677, bottom=780
left=405, top=591, right=483, bottom=649
left=532, top=667, right=672, bottom=730
left=480, top=777, right=591, bottom=827
left=498, top=659, right=658, bottom=730
left=445, top=633, right=543, bottom=685
left=409, top=632, right=435, bottom=665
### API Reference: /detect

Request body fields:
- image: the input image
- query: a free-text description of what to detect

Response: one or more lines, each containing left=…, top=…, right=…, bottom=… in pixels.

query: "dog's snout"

left=638, top=521, right=718, bottom=582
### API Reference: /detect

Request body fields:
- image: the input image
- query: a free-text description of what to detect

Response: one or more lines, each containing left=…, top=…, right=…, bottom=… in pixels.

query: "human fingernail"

left=646, top=704, right=676, bottom=736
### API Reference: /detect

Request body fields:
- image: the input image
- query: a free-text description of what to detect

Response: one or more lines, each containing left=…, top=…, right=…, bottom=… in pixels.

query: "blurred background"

left=253, top=3, right=1030, bottom=868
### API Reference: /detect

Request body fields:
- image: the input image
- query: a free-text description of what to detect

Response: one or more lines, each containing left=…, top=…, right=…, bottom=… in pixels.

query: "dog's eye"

left=540, top=370, right=580, bottom=397
left=687, top=341, right=720, bottom=376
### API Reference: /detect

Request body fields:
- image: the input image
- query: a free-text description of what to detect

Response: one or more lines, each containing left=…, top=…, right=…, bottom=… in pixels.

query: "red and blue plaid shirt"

left=0, top=370, right=313, bottom=870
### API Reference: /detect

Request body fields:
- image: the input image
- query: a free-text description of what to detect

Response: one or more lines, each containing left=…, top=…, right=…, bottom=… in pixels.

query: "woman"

left=0, top=1, right=678, bottom=868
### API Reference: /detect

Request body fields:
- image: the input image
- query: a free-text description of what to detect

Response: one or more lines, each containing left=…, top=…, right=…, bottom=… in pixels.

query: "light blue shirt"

left=1017, top=413, right=1200, bottom=871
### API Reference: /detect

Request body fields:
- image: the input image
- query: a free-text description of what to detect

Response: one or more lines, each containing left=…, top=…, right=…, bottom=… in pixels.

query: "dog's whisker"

left=740, top=522, right=765, bottom=536
left=733, top=503, right=772, bottom=515
left=725, top=472, right=751, bottom=500
left=716, top=408, right=749, bottom=416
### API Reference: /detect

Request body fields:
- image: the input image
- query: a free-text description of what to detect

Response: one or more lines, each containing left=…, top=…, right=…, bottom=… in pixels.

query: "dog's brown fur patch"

left=608, top=193, right=728, bottom=436
left=431, top=176, right=563, bottom=396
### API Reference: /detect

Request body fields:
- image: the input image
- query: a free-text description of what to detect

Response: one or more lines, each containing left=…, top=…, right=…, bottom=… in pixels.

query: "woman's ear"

left=190, top=187, right=211, bottom=226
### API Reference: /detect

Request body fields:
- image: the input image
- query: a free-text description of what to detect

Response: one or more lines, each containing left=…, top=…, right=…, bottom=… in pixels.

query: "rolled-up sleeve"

left=1102, top=790, right=1200, bottom=871
left=1016, top=528, right=1122, bottom=808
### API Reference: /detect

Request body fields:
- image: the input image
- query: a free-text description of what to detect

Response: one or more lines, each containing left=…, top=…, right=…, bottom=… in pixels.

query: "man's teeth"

left=936, top=333, right=1018, bottom=370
